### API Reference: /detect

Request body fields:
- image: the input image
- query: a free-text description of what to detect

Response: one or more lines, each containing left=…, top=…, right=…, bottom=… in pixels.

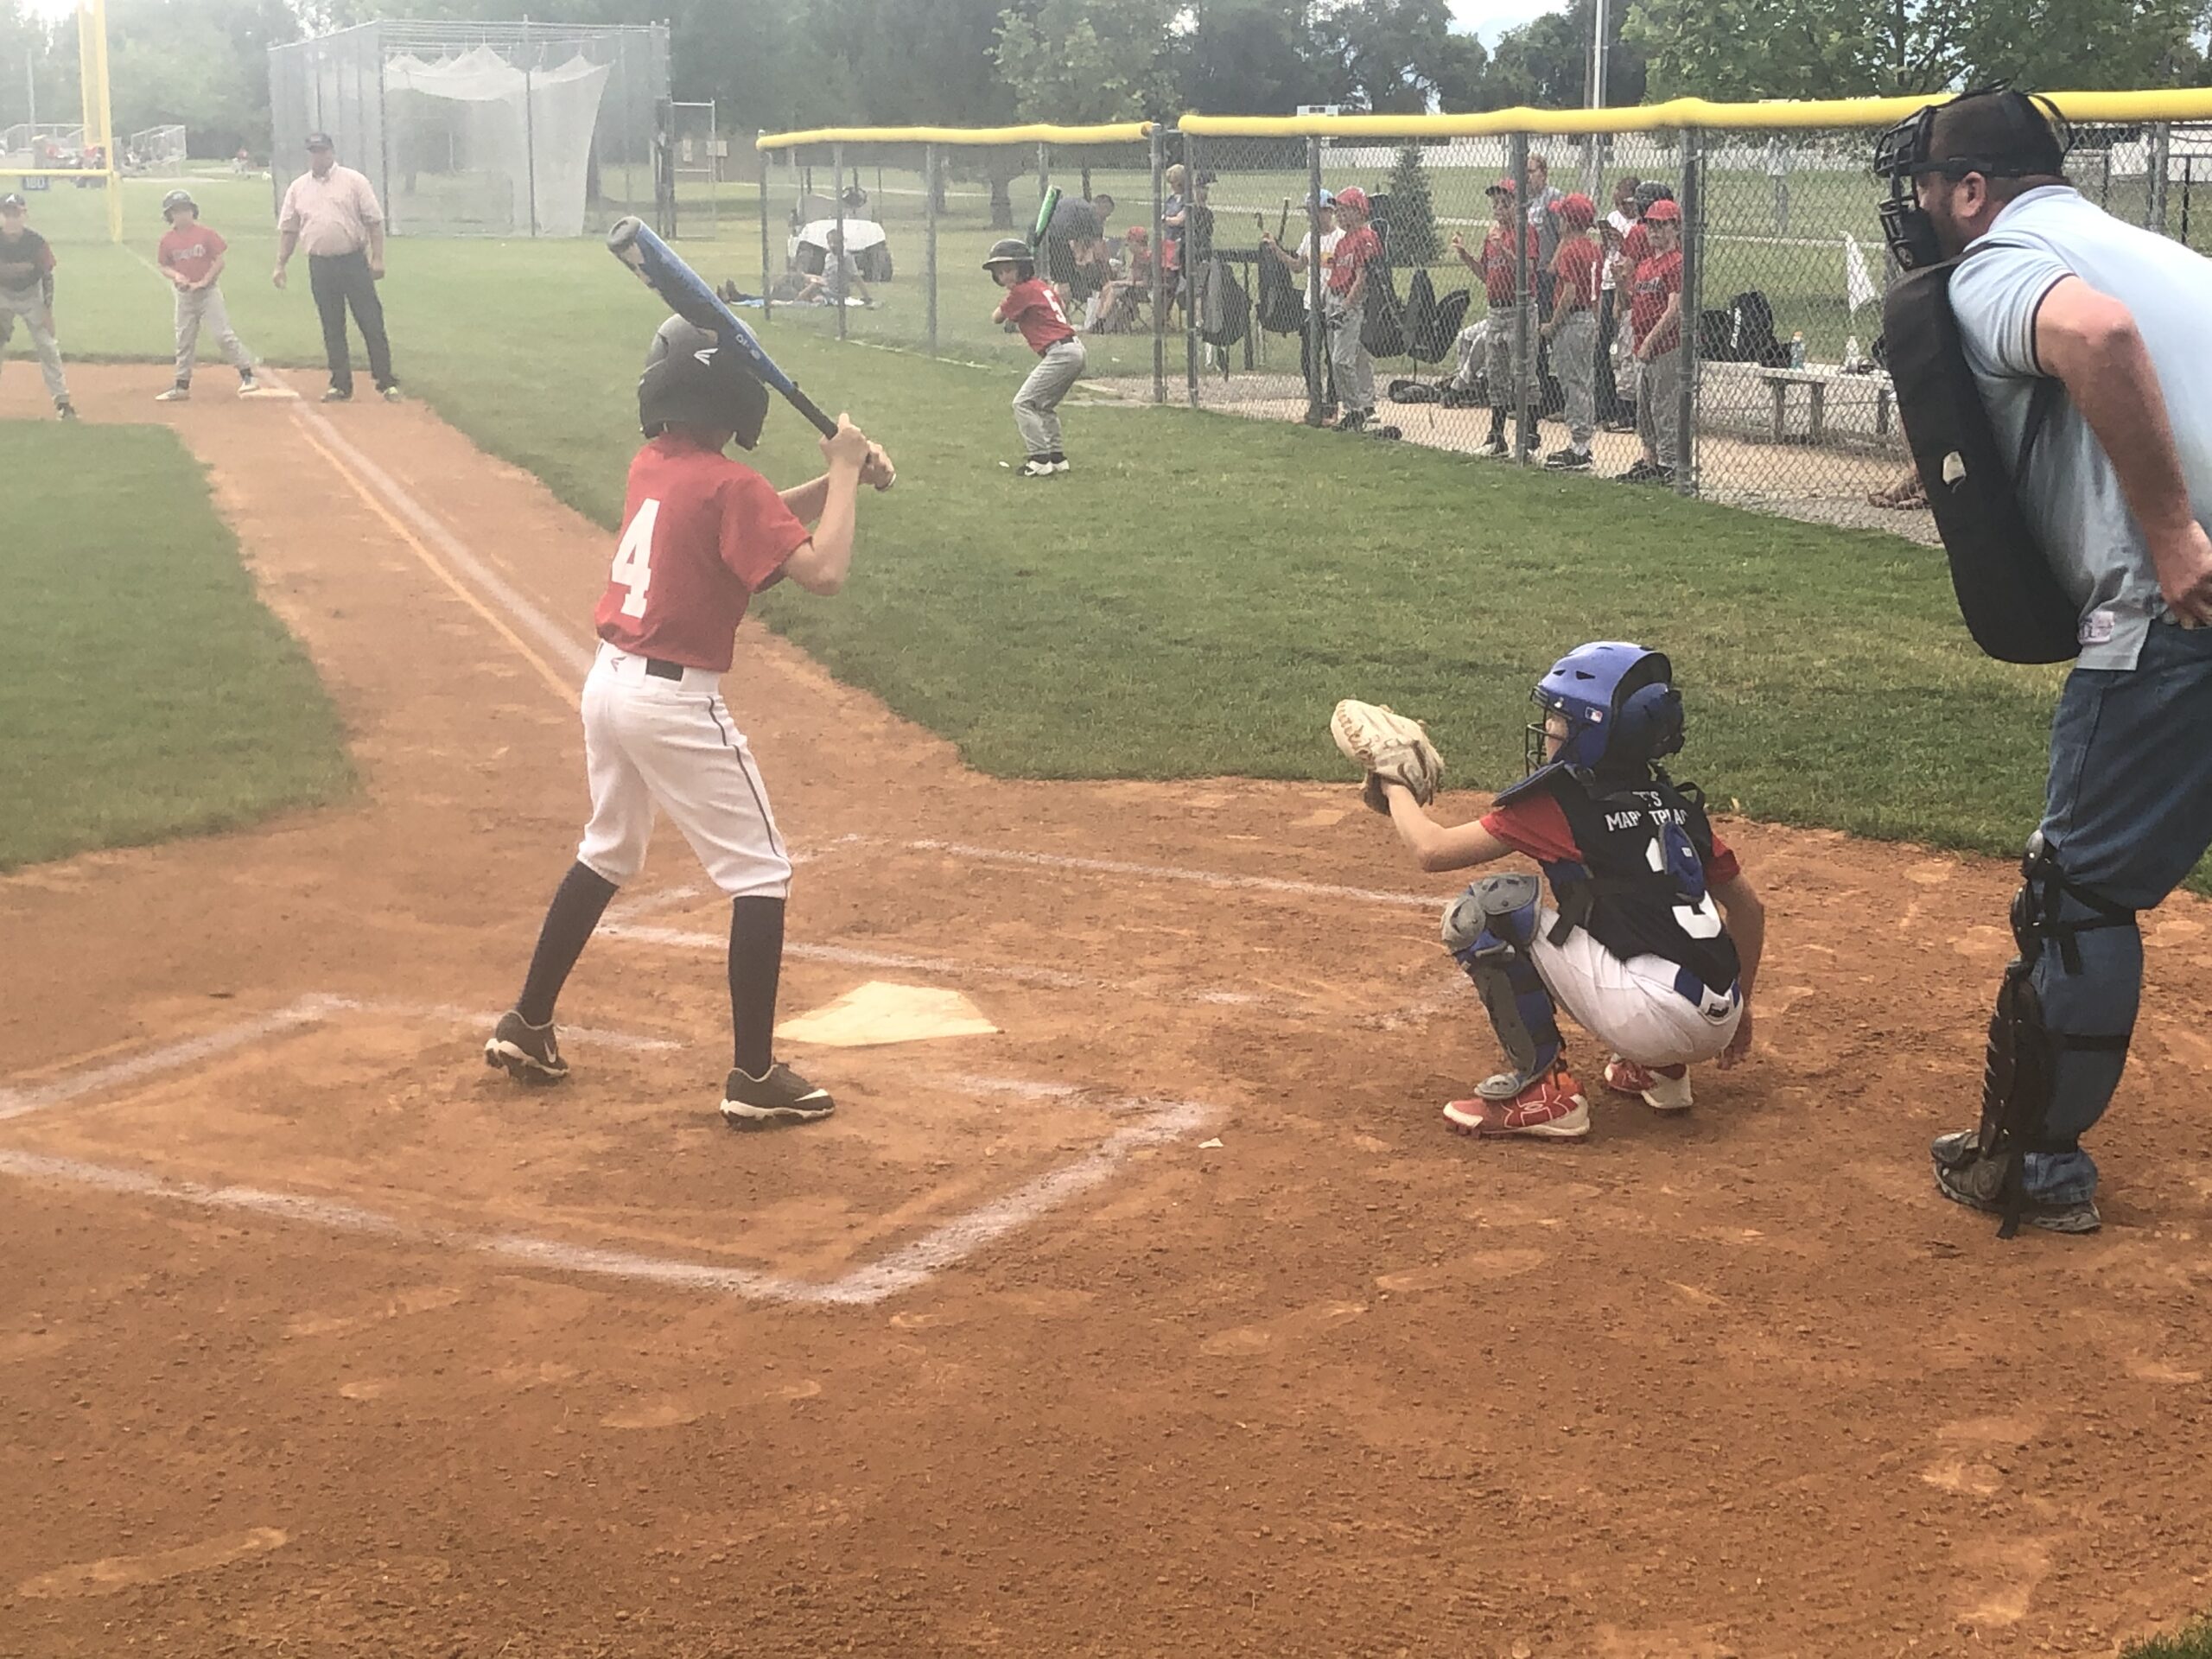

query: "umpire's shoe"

left=484, top=1010, right=569, bottom=1084
left=721, top=1063, right=835, bottom=1128
left=1930, top=1130, right=2102, bottom=1235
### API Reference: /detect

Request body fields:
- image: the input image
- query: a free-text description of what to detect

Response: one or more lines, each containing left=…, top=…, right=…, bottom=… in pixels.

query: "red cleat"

left=1442, top=1063, right=1590, bottom=1139
left=1602, top=1055, right=1693, bottom=1113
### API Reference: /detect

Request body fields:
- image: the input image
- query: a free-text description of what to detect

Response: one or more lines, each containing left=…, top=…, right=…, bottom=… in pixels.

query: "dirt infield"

left=4, top=365, right=2211, bottom=1657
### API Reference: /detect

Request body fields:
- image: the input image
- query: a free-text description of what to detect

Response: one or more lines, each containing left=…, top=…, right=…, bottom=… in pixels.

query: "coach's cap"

left=1486, top=177, right=1518, bottom=197
left=1642, top=197, right=1682, bottom=224
left=305, top=131, right=334, bottom=149
left=1308, top=188, right=1336, bottom=208
left=1551, top=192, right=1598, bottom=229
left=0, top=192, right=24, bottom=211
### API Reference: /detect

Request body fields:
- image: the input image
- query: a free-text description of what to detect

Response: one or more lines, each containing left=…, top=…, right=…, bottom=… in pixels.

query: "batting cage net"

left=124, top=124, right=188, bottom=172
left=746, top=93, right=2212, bottom=541
left=267, top=19, right=669, bottom=238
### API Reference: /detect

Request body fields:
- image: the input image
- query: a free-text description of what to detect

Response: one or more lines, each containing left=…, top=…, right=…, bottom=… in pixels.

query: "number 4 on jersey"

left=610, top=499, right=662, bottom=619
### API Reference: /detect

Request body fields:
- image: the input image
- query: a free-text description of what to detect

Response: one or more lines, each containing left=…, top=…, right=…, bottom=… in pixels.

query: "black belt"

left=645, top=658, right=684, bottom=681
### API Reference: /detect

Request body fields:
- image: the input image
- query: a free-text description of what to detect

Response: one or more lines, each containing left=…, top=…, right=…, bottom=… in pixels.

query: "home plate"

left=776, top=982, right=999, bottom=1048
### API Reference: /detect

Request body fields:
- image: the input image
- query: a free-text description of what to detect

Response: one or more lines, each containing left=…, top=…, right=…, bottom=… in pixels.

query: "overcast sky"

left=1449, top=0, right=1560, bottom=43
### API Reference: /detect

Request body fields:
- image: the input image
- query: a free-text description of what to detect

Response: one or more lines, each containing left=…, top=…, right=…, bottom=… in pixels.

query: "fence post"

left=2147, top=122, right=2171, bottom=234
left=759, top=140, right=773, bottom=321
left=1185, top=132, right=1200, bottom=407
left=1037, top=141, right=1049, bottom=208
left=1306, top=135, right=1325, bottom=424
left=832, top=141, right=847, bottom=342
left=1151, top=125, right=1166, bottom=406
left=1675, top=125, right=1703, bottom=499
left=1510, top=130, right=1533, bottom=463
left=924, top=142, right=938, bottom=358
left=523, top=63, right=537, bottom=236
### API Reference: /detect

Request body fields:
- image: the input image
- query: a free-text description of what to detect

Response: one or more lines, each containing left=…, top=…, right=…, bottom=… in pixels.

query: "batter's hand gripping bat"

left=605, top=215, right=892, bottom=486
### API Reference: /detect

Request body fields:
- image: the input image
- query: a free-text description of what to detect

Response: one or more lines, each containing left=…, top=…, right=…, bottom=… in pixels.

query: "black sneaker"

left=1930, top=1130, right=2101, bottom=1234
left=1332, top=408, right=1369, bottom=432
left=57, top=400, right=78, bottom=421
left=1476, top=435, right=1509, bottom=458
left=721, top=1063, right=835, bottom=1128
left=1543, top=446, right=1593, bottom=471
left=321, top=386, right=352, bottom=404
left=483, top=1010, right=568, bottom=1084
left=1614, top=459, right=1656, bottom=482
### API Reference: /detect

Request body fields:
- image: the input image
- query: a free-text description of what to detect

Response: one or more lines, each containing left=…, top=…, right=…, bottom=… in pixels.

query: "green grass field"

left=7, top=171, right=2208, bottom=897
left=0, top=423, right=353, bottom=870
left=2133, top=1620, right=2212, bottom=1658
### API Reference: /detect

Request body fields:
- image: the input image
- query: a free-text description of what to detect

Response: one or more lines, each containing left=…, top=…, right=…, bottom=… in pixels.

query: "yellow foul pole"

left=77, top=0, right=120, bottom=242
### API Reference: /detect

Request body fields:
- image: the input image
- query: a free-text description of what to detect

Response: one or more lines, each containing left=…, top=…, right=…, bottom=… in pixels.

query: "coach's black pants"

left=308, top=250, right=395, bottom=397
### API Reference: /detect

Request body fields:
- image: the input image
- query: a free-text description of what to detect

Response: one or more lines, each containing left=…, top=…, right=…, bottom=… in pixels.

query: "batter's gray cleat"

left=484, top=1010, right=568, bottom=1084
left=721, top=1063, right=835, bottom=1128
left=1929, top=1130, right=2102, bottom=1234
left=156, top=385, right=190, bottom=402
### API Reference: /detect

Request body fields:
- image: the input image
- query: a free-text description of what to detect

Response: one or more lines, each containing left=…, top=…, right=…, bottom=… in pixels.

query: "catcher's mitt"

left=1331, top=699, right=1444, bottom=814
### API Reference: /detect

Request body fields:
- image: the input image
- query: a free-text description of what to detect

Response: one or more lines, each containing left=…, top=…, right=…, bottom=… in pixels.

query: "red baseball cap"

left=1486, top=178, right=1518, bottom=197
left=1642, top=198, right=1682, bottom=224
left=1333, top=185, right=1370, bottom=214
left=1550, top=192, right=1597, bottom=229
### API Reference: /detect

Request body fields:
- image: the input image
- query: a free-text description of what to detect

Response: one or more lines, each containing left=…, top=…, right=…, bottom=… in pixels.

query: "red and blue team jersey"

left=1002, top=276, right=1077, bottom=353
left=593, top=434, right=811, bottom=674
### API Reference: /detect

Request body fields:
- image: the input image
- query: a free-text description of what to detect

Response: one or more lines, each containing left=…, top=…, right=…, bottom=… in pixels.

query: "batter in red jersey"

left=485, top=318, right=894, bottom=1127
left=984, top=236, right=1085, bottom=477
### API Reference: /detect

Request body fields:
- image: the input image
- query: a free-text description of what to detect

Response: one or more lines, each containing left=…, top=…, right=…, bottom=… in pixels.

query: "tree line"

left=3, top=0, right=2205, bottom=163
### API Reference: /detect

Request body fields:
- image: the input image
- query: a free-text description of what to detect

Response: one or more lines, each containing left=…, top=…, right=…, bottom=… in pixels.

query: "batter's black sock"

left=515, top=861, right=620, bottom=1027
left=1487, top=410, right=1506, bottom=442
left=729, top=895, right=786, bottom=1076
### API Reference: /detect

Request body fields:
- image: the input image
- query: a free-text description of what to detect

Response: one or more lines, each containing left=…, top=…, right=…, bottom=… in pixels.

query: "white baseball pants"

left=174, top=284, right=255, bottom=383
left=1532, top=910, right=1742, bottom=1070
left=575, top=642, right=792, bottom=899
left=0, top=288, right=69, bottom=404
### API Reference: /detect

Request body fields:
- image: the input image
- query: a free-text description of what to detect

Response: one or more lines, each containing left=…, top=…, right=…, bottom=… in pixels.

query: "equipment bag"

left=1361, top=255, right=1406, bottom=359
left=1884, top=254, right=2077, bottom=664
left=1198, top=255, right=1249, bottom=348
left=1255, top=246, right=1303, bottom=335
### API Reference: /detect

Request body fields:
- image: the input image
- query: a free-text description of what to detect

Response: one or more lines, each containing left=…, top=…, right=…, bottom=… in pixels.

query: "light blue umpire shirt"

left=1948, top=184, right=2212, bottom=670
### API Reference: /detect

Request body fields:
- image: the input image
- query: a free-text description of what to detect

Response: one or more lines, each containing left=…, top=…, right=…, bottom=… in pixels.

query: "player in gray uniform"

left=0, top=193, right=75, bottom=420
left=154, top=190, right=260, bottom=401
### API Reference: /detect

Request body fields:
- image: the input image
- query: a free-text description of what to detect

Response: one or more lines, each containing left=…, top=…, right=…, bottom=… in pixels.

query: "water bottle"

left=1843, top=334, right=1861, bottom=370
left=1789, top=331, right=1806, bottom=369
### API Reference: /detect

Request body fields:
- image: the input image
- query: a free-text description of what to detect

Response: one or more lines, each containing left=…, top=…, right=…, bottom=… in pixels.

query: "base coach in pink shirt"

left=273, top=131, right=400, bottom=403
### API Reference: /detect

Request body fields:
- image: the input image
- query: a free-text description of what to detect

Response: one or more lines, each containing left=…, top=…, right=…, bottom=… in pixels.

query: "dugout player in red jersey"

left=485, top=319, right=894, bottom=1127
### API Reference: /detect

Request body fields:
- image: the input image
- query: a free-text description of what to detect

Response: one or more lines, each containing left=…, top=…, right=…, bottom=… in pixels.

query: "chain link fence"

left=750, top=105, right=2212, bottom=542
left=267, top=19, right=668, bottom=238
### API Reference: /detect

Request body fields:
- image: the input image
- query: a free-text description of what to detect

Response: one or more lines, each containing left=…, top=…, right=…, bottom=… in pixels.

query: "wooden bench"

left=1756, top=365, right=1893, bottom=444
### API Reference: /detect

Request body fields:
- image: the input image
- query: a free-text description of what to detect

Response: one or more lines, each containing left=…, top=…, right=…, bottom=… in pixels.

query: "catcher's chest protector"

left=1546, top=773, right=1741, bottom=995
left=1883, top=257, right=2080, bottom=664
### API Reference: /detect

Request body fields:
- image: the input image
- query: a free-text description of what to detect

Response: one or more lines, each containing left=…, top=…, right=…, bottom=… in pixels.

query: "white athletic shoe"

left=1050, top=458, right=1071, bottom=474
left=1020, top=458, right=1057, bottom=479
left=156, top=385, right=190, bottom=403
left=1603, top=1055, right=1694, bottom=1112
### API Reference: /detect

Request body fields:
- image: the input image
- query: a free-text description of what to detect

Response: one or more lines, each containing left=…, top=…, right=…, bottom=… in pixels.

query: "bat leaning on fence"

left=605, top=215, right=893, bottom=487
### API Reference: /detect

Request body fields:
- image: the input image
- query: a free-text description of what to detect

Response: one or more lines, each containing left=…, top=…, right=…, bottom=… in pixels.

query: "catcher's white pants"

left=1532, top=910, right=1742, bottom=1070
left=575, top=642, right=791, bottom=899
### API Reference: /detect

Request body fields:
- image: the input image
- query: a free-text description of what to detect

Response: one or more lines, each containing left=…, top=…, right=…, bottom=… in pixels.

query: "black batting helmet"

left=639, top=317, right=769, bottom=448
left=982, top=237, right=1034, bottom=277
left=161, top=188, right=198, bottom=219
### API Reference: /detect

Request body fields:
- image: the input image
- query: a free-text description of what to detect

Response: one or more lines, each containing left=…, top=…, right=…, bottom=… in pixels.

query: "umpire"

left=1886, top=89, right=2212, bottom=1234
left=273, top=132, right=401, bottom=404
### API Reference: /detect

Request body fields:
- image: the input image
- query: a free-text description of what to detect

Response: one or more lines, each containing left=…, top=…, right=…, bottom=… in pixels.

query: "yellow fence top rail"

left=1181, top=87, right=2212, bottom=138
left=757, top=121, right=1152, bottom=152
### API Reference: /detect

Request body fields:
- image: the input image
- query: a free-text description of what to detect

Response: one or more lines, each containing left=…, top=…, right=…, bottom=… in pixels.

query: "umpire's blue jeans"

left=2020, top=619, right=2212, bottom=1202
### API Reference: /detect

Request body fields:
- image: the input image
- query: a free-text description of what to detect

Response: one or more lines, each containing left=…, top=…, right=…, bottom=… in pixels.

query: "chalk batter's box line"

left=0, top=997, right=1215, bottom=1306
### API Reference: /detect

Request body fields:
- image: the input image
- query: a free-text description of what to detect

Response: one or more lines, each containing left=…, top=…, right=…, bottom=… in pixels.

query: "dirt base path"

left=4, top=367, right=2210, bottom=1658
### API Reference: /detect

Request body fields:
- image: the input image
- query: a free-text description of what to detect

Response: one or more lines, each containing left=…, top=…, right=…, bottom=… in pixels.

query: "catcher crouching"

left=1335, top=643, right=1766, bottom=1139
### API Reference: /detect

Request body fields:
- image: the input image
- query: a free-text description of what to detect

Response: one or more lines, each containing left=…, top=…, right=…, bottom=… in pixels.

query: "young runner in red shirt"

left=985, top=238, right=1086, bottom=477
left=154, top=189, right=259, bottom=401
left=485, top=319, right=894, bottom=1128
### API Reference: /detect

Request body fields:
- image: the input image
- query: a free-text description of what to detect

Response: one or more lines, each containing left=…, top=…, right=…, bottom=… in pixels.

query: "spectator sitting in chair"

left=796, top=227, right=870, bottom=307
left=1089, top=226, right=1152, bottom=334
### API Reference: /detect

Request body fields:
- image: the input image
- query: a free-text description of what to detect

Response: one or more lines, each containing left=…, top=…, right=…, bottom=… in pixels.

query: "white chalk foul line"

left=0, top=1001, right=1215, bottom=1305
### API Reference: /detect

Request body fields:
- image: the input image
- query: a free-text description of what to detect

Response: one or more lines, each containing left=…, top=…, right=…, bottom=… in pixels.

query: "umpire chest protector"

left=1883, top=251, right=2080, bottom=664
left=1529, top=768, right=1741, bottom=996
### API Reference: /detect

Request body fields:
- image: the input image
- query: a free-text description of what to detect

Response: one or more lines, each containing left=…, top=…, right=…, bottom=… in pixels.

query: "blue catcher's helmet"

left=1516, top=641, right=1685, bottom=788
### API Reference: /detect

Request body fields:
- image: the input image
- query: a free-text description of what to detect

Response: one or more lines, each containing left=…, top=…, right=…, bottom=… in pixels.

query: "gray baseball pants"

left=1484, top=300, right=1534, bottom=417
left=0, top=287, right=69, bottom=404
left=1638, top=345, right=1682, bottom=470
left=1014, top=337, right=1086, bottom=457
left=1551, top=308, right=1597, bottom=449
left=1325, top=291, right=1374, bottom=415
left=174, top=284, right=255, bottom=385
